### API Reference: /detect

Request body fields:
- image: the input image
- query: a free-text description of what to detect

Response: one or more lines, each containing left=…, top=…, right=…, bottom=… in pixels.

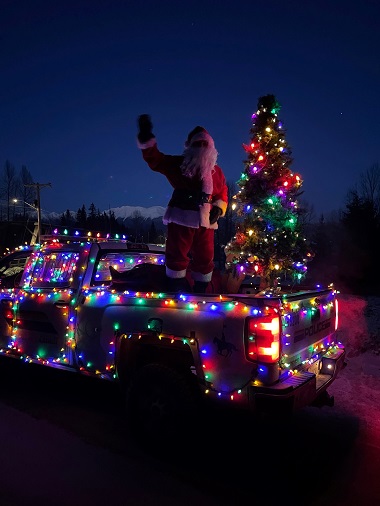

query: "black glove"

left=209, top=205, right=222, bottom=225
left=137, top=114, right=154, bottom=143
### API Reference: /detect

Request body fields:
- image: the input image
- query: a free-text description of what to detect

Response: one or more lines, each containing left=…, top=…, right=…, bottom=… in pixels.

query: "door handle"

left=54, top=300, right=68, bottom=309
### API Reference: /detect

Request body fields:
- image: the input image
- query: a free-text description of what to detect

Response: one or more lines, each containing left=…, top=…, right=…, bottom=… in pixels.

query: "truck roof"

left=38, top=232, right=165, bottom=254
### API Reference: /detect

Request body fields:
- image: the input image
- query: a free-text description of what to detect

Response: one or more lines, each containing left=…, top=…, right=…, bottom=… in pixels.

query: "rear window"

left=0, top=251, right=31, bottom=288
left=27, top=251, right=80, bottom=288
left=92, top=251, right=165, bottom=286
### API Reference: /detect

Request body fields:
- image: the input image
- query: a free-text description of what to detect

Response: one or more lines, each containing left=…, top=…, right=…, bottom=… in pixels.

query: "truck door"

left=12, top=248, right=81, bottom=365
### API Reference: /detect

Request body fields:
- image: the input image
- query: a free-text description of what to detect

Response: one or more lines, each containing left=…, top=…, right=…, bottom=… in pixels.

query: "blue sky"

left=1, top=0, right=379, bottom=217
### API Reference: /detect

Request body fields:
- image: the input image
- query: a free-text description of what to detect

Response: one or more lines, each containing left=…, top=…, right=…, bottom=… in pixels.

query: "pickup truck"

left=0, top=235, right=346, bottom=439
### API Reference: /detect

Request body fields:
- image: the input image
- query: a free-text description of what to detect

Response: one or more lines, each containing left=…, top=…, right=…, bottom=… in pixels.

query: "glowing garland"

left=0, top=234, right=341, bottom=402
left=1, top=282, right=343, bottom=401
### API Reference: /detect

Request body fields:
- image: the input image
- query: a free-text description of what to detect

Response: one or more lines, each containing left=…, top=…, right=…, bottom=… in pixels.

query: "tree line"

left=305, top=162, right=380, bottom=295
left=1, top=159, right=380, bottom=296
left=0, top=160, right=35, bottom=221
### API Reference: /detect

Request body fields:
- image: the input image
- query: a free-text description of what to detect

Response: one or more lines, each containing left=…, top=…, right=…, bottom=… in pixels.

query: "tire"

left=125, top=363, right=199, bottom=444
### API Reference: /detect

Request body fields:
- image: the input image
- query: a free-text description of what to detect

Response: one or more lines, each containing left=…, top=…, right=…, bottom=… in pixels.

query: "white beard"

left=180, top=144, right=218, bottom=195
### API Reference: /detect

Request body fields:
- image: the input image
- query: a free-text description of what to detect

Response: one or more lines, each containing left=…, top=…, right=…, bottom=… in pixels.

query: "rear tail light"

left=245, top=313, right=280, bottom=363
left=1, top=300, right=14, bottom=325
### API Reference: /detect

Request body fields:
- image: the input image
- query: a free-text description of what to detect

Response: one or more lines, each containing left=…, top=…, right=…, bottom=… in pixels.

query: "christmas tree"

left=224, top=94, right=313, bottom=291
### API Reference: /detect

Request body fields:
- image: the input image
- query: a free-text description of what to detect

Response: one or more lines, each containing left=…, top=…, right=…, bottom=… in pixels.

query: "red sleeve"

left=212, top=166, right=228, bottom=216
left=139, top=139, right=182, bottom=176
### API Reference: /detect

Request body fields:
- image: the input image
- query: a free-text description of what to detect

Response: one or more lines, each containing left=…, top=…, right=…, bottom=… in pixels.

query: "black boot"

left=166, top=276, right=191, bottom=293
left=193, top=281, right=209, bottom=293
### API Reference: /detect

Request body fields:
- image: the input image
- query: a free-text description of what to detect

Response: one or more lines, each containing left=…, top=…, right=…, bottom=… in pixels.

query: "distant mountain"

left=109, top=205, right=166, bottom=220
left=43, top=205, right=166, bottom=222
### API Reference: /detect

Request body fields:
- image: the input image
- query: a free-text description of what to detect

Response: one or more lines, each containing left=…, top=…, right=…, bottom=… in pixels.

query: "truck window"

left=0, top=251, right=32, bottom=288
left=28, top=251, right=80, bottom=288
left=92, top=252, right=165, bottom=286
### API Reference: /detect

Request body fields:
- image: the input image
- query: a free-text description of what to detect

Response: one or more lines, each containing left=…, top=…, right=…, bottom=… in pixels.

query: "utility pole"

left=24, top=182, right=52, bottom=243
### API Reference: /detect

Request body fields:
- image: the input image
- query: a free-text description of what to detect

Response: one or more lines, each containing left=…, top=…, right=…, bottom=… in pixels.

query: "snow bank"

left=336, top=294, right=380, bottom=357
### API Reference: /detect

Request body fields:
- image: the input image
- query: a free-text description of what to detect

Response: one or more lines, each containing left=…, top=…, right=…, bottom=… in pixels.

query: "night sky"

left=2, top=0, right=379, bottom=218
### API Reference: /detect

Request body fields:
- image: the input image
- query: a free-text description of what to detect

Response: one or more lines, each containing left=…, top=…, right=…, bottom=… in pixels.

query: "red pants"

left=165, top=223, right=214, bottom=282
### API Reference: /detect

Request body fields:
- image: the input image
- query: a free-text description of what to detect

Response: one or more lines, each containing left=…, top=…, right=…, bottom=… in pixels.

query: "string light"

left=0, top=230, right=340, bottom=405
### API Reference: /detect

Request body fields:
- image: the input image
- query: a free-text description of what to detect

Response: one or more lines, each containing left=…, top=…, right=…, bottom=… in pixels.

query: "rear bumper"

left=248, top=347, right=346, bottom=413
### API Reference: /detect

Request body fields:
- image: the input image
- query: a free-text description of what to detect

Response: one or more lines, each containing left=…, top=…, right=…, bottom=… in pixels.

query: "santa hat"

left=185, top=126, right=215, bottom=149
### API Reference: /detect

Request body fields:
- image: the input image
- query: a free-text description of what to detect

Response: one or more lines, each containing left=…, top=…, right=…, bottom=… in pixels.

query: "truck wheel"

left=125, top=363, right=199, bottom=443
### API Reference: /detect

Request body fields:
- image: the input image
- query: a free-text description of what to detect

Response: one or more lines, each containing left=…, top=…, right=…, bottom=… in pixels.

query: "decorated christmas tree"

left=224, top=94, right=313, bottom=291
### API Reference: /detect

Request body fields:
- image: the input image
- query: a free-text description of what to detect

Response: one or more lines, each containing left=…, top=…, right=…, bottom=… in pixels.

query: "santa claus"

left=137, top=114, right=228, bottom=293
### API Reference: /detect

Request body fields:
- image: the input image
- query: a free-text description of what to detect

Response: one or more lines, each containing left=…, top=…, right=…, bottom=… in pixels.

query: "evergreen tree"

left=131, top=210, right=144, bottom=242
left=106, top=210, right=119, bottom=236
left=148, top=221, right=157, bottom=243
left=307, top=215, right=340, bottom=288
left=225, top=94, right=313, bottom=290
left=76, top=204, right=87, bottom=228
left=338, top=189, right=379, bottom=294
left=60, top=209, right=74, bottom=226
left=87, top=202, right=97, bottom=227
left=60, top=212, right=66, bottom=225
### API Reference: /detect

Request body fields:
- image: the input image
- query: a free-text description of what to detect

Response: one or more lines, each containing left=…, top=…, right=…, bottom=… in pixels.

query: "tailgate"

left=279, top=288, right=339, bottom=373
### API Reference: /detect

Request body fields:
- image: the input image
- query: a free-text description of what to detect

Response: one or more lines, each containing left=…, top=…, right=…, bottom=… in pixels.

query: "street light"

left=13, top=183, right=51, bottom=245
left=12, top=199, right=40, bottom=245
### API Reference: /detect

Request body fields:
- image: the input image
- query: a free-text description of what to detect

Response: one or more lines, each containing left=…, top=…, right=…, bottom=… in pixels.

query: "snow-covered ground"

left=325, top=294, right=380, bottom=441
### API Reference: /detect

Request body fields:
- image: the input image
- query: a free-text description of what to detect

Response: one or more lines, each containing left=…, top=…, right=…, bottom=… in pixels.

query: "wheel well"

left=116, top=332, right=197, bottom=386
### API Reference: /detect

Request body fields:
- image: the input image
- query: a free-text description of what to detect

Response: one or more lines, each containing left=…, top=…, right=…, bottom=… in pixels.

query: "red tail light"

left=245, top=313, right=280, bottom=363
left=1, top=300, right=14, bottom=325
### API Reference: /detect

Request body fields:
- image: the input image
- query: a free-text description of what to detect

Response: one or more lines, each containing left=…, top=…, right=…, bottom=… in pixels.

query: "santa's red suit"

left=138, top=128, right=228, bottom=286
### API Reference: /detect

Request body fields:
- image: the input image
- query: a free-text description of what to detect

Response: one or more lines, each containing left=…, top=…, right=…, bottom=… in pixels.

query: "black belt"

left=168, top=189, right=212, bottom=211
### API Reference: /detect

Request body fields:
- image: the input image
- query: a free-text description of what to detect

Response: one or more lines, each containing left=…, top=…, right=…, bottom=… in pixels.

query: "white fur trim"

left=163, top=205, right=218, bottom=230
left=213, top=199, right=227, bottom=216
left=166, top=267, right=187, bottom=278
left=200, top=203, right=218, bottom=230
left=199, top=202, right=211, bottom=227
left=137, top=137, right=157, bottom=149
left=191, top=271, right=212, bottom=282
left=163, top=207, right=200, bottom=228
left=199, top=203, right=218, bottom=230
